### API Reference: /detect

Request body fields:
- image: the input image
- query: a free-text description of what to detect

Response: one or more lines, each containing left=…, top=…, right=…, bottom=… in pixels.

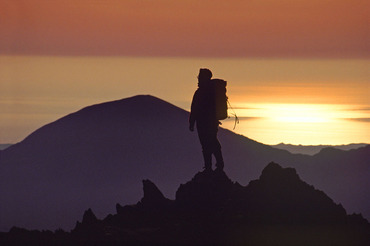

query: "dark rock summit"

left=244, top=162, right=348, bottom=224
left=140, top=179, right=171, bottom=207
left=80, top=208, right=98, bottom=226
left=176, top=169, right=239, bottom=211
left=1, top=162, right=369, bottom=246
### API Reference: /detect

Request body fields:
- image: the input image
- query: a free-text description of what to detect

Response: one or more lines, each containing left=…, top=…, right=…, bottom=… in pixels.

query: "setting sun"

left=222, top=102, right=370, bottom=145
left=1, top=56, right=369, bottom=145
left=262, top=104, right=333, bottom=123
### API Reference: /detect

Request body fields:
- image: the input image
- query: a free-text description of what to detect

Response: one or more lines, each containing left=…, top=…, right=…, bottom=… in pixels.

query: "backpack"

left=212, top=79, right=228, bottom=120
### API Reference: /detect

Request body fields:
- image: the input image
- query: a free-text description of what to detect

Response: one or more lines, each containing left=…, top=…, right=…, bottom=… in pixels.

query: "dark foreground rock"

left=1, top=162, right=369, bottom=246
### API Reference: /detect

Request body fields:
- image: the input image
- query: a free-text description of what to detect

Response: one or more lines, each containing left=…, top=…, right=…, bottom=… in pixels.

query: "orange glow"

left=1, top=56, right=369, bottom=145
left=0, top=2, right=368, bottom=146
left=0, top=0, right=368, bottom=57
left=258, top=104, right=334, bottom=123
left=222, top=103, right=370, bottom=145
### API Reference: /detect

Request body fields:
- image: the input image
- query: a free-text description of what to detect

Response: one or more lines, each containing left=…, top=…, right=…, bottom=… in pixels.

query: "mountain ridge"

left=0, top=95, right=369, bottom=231
left=1, top=162, right=369, bottom=246
left=272, top=143, right=369, bottom=155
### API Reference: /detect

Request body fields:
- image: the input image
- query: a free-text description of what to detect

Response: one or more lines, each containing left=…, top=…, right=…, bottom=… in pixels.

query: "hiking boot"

left=214, top=148, right=224, bottom=166
left=203, top=166, right=212, bottom=173
left=202, top=150, right=212, bottom=172
left=215, top=162, right=224, bottom=172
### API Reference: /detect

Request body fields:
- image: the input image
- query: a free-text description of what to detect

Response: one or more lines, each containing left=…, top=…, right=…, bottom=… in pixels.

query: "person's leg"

left=197, top=126, right=213, bottom=171
left=211, top=129, right=224, bottom=171
left=202, top=149, right=212, bottom=171
left=214, top=140, right=224, bottom=171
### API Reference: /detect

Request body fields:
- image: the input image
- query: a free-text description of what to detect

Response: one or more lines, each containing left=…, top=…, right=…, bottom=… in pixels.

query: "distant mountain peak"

left=67, top=94, right=186, bottom=119
left=272, top=142, right=369, bottom=155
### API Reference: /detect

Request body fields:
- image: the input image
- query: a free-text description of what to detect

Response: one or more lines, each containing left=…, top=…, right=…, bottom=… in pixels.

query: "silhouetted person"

left=189, top=68, right=224, bottom=172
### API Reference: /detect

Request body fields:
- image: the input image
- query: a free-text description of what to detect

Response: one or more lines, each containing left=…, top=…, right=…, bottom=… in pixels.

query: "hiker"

left=189, top=68, right=224, bottom=172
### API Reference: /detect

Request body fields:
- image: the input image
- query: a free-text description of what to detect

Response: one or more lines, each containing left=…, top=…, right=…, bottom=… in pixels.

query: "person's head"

left=198, top=68, right=212, bottom=86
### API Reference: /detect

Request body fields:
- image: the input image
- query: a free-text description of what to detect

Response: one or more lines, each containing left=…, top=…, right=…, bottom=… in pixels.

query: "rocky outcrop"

left=175, top=169, right=240, bottom=212
left=243, top=162, right=348, bottom=224
left=72, top=162, right=370, bottom=245
left=81, top=208, right=98, bottom=225
left=139, top=179, right=172, bottom=208
left=1, top=162, right=369, bottom=246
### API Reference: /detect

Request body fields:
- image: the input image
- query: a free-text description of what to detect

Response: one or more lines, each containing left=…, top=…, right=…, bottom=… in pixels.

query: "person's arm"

left=189, top=91, right=199, bottom=131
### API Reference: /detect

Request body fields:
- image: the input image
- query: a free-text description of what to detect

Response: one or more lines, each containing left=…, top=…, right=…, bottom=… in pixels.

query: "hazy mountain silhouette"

left=0, top=95, right=369, bottom=231
left=1, top=163, right=369, bottom=246
left=272, top=143, right=368, bottom=155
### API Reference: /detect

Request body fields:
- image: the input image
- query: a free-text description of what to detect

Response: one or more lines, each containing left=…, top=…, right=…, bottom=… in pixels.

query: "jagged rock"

left=348, top=213, right=370, bottom=226
left=115, top=203, right=124, bottom=214
left=259, top=161, right=300, bottom=183
left=139, top=179, right=171, bottom=207
left=73, top=208, right=99, bottom=233
left=106, top=179, right=174, bottom=230
left=115, top=180, right=170, bottom=215
left=1, top=162, right=369, bottom=246
left=175, top=170, right=239, bottom=213
left=245, top=162, right=348, bottom=224
left=81, top=208, right=98, bottom=225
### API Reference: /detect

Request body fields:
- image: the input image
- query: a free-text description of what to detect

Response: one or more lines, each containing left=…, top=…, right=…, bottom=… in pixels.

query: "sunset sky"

left=0, top=0, right=369, bottom=145
left=1, top=0, right=369, bottom=57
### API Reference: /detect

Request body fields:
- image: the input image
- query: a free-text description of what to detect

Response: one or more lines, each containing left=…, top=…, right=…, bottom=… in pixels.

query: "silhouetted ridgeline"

left=0, top=163, right=369, bottom=246
left=271, top=143, right=368, bottom=155
left=0, top=95, right=369, bottom=231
